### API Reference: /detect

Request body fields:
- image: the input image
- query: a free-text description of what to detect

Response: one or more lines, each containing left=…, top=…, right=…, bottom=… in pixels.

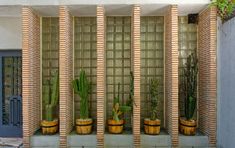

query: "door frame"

left=0, top=50, right=22, bottom=137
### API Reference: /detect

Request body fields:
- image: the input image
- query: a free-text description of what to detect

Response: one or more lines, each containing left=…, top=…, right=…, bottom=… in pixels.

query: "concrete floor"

left=0, top=138, right=22, bottom=148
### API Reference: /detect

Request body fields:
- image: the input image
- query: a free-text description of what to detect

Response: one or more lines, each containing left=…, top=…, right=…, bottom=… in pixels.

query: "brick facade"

left=22, top=7, right=41, bottom=148
left=164, top=5, right=179, bottom=147
left=21, top=4, right=217, bottom=148
left=59, top=6, right=73, bottom=148
left=96, top=5, right=106, bottom=148
left=132, top=5, right=141, bottom=147
left=198, top=6, right=217, bottom=146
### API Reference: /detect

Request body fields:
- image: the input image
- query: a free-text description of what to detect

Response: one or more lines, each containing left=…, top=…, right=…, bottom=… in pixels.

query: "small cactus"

left=72, top=69, right=90, bottom=119
left=43, top=70, right=59, bottom=121
left=112, top=83, right=131, bottom=121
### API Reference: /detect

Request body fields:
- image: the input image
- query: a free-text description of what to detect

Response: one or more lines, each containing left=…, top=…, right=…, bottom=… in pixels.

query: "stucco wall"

left=0, top=17, right=22, bottom=49
left=217, top=17, right=235, bottom=148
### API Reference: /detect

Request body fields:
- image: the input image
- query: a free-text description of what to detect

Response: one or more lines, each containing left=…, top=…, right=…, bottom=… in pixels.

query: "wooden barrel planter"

left=76, top=118, right=93, bottom=134
left=108, top=119, right=124, bottom=134
left=41, top=119, right=58, bottom=135
left=144, top=118, right=161, bottom=135
left=179, top=117, right=196, bottom=136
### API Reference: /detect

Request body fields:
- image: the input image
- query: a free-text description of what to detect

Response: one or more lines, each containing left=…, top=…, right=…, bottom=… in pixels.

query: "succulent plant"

left=72, top=69, right=90, bottom=119
left=211, top=0, right=235, bottom=22
left=112, top=83, right=131, bottom=121
left=43, top=70, right=59, bottom=121
left=182, top=51, right=198, bottom=120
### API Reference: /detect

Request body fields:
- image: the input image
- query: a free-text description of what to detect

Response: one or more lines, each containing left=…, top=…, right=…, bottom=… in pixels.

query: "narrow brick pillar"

left=22, top=7, right=40, bottom=148
left=59, top=6, right=73, bottom=148
left=198, top=6, right=217, bottom=146
left=164, top=5, right=179, bottom=147
left=96, top=5, right=106, bottom=148
left=132, top=5, right=141, bottom=147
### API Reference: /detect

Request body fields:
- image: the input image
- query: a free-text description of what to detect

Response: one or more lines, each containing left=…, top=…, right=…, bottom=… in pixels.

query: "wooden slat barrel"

left=108, top=119, right=124, bottom=134
left=144, top=118, right=161, bottom=135
left=41, top=119, right=59, bottom=135
left=179, top=117, right=196, bottom=135
left=76, top=118, right=93, bottom=134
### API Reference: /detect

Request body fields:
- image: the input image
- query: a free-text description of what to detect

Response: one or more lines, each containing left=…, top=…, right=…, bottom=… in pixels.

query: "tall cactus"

left=182, top=51, right=198, bottom=120
left=126, top=71, right=134, bottom=109
left=149, top=78, right=160, bottom=121
left=43, top=70, right=59, bottom=121
left=72, top=69, right=90, bottom=119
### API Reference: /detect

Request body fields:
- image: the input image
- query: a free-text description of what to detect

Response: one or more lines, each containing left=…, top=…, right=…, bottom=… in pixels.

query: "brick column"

left=198, top=6, right=217, bottom=146
left=96, top=5, right=106, bottom=148
left=132, top=5, right=141, bottom=147
left=59, top=6, right=73, bottom=148
left=164, top=5, right=179, bottom=147
left=22, top=7, right=40, bottom=148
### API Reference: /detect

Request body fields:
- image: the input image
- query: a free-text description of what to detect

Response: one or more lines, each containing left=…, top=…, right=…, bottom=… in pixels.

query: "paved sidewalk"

left=0, top=138, right=22, bottom=148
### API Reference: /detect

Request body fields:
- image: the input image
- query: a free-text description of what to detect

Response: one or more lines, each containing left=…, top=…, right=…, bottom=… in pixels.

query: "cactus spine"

left=72, top=69, right=90, bottom=119
left=43, top=70, right=59, bottom=121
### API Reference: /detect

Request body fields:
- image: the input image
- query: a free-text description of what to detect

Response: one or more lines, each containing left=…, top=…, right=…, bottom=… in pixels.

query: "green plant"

left=182, top=51, right=198, bottom=120
left=211, top=0, right=235, bottom=22
left=43, top=70, right=59, bottom=121
left=149, top=78, right=160, bottom=121
left=72, top=69, right=90, bottom=119
left=112, top=83, right=131, bottom=121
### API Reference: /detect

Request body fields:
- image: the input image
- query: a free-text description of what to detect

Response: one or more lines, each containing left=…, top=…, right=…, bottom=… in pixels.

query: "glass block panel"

left=140, top=16, right=164, bottom=127
left=74, top=17, right=97, bottom=121
left=106, top=17, right=132, bottom=130
left=41, top=17, right=59, bottom=120
left=178, top=16, right=198, bottom=117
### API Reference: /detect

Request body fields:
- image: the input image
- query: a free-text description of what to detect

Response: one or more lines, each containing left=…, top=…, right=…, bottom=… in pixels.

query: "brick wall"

left=132, top=5, right=141, bottom=147
left=198, top=6, right=217, bottom=146
left=164, top=5, right=179, bottom=147
left=22, top=7, right=40, bottom=148
left=59, top=6, right=73, bottom=148
left=96, top=5, right=106, bottom=148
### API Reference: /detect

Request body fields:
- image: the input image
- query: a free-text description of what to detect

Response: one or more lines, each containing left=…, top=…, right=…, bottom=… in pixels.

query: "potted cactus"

left=72, top=69, right=92, bottom=134
left=108, top=83, right=131, bottom=134
left=179, top=51, right=198, bottom=136
left=144, top=78, right=161, bottom=135
left=41, top=70, right=59, bottom=135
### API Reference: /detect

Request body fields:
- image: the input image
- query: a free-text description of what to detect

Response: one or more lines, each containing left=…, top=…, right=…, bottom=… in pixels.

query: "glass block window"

left=2, top=57, right=22, bottom=125
left=106, top=17, right=132, bottom=129
left=74, top=17, right=97, bottom=121
left=178, top=16, right=198, bottom=117
left=140, top=16, right=164, bottom=127
left=41, top=17, right=59, bottom=119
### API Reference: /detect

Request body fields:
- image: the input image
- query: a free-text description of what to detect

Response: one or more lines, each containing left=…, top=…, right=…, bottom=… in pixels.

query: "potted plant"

left=72, top=69, right=92, bottom=134
left=144, top=78, right=161, bottom=135
left=41, top=70, right=59, bottom=135
left=108, top=83, right=131, bottom=134
left=179, top=51, right=198, bottom=136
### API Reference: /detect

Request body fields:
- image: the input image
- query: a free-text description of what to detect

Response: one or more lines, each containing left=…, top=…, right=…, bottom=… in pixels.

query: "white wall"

left=217, top=17, right=235, bottom=148
left=0, top=17, right=22, bottom=49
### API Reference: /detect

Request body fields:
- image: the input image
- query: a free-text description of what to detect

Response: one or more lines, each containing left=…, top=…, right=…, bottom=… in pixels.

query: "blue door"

left=0, top=50, right=22, bottom=137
